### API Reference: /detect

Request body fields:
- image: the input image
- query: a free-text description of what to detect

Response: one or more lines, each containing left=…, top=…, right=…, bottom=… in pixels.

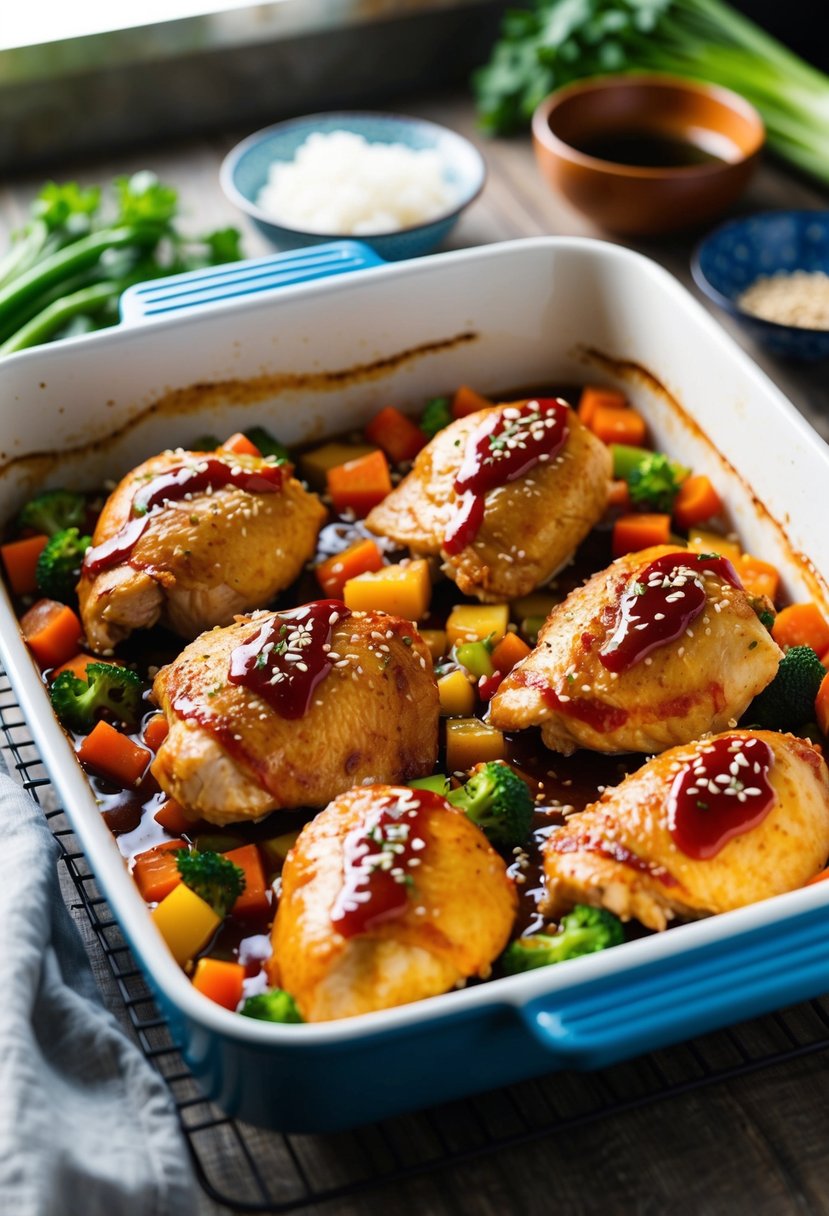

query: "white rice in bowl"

left=256, top=130, right=457, bottom=235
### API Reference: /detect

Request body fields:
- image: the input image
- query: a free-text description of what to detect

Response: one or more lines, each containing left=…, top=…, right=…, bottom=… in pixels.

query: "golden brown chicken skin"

left=365, top=399, right=610, bottom=601
left=490, top=545, right=781, bottom=756
left=78, top=447, right=326, bottom=652
left=269, top=784, right=518, bottom=1021
left=542, top=730, right=829, bottom=931
left=151, top=604, right=439, bottom=825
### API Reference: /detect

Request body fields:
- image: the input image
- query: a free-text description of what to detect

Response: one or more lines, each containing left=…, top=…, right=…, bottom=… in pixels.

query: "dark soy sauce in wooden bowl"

left=576, top=131, right=728, bottom=168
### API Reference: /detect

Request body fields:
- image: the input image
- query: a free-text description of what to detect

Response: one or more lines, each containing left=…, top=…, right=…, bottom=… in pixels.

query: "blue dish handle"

left=119, top=240, right=385, bottom=325
left=520, top=904, right=829, bottom=1069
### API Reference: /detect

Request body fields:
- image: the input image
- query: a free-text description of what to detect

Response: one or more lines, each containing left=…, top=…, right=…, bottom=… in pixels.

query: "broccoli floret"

left=244, top=426, right=291, bottom=463
left=420, top=396, right=452, bottom=438
left=239, top=989, right=303, bottom=1024
left=628, top=452, right=686, bottom=512
left=746, top=645, right=825, bottom=731
left=176, top=849, right=245, bottom=918
left=447, top=760, right=533, bottom=849
left=18, top=489, right=87, bottom=537
left=35, top=527, right=91, bottom=600
left=50, top=662, right=144, bottom=730
left=501, top=905, right=624, bottom=974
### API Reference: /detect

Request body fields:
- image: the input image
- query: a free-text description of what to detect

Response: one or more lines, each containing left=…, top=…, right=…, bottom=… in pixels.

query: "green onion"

left=474, top=0, right=829, bottom=187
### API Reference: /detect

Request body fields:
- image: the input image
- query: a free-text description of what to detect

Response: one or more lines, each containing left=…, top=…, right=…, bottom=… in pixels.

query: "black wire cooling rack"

left=6, top=667, right=829, bottom=1213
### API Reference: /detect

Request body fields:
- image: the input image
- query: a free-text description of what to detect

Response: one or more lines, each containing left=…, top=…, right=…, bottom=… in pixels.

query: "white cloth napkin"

left=0, top=757, right=198, bottom=1215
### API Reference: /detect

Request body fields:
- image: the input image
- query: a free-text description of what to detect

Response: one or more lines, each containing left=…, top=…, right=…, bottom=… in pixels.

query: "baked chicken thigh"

left=269, top=784, right=517, bottom=1021
left=78, top=447, right=325, bottom=652
left=542, top=729, right=829, bottom=930
left=490, top=545, right=781, bottom=755
left=366, top=398, right=610, bottom=601
left=151, top=601, right=439, bottom=825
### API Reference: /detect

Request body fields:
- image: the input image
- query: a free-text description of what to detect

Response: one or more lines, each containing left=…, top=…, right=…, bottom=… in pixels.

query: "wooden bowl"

left=532, top=75, right=765, bottom=236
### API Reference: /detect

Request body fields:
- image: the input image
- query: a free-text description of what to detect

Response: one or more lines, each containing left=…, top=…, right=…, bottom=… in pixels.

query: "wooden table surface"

left=5, top=91, right=829, bottom=1216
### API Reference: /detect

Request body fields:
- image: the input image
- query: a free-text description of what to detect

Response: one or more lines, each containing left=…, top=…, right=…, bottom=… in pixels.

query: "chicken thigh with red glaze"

left=366, top=398, right=610, bottom=601
left=269, top=784, right=517, bottom=1021
left=490, top=545, right=781, bottom=755
left=79, top=447, right=325, bottom=652
left=151, top=601, right=439, bottom=825
left=542, top=730, right=829, bottom=930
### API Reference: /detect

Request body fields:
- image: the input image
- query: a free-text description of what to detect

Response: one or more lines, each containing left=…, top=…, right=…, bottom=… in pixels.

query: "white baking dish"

left=2, top=237, right=829, bottom=1132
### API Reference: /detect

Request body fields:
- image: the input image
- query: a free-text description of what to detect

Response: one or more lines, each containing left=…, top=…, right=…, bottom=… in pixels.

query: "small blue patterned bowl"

left=220, top=111, right=486, bottom=262
left=691, top=210, right=829, bottom=360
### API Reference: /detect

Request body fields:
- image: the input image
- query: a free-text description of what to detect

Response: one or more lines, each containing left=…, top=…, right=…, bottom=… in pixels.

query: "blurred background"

left=1, top=0, right=821, bottom=172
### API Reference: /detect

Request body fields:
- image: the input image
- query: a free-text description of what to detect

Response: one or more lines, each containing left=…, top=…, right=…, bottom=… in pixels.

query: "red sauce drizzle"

left=667, top=734, right=776, bottom=860
left=228, top=600, right=350, bottom=720
left=443, top=399, right=570, bottom=555
left=330, top=788, right=443, bottom=937
left=549, top=828, right=678, bottom=887
left=598, top=551, right=741, bottom=674
left=514, top=669, right=629, bottom=735
left=542, top=686, right=629, bottom=734
left=83, top=456, right=290, bottom=577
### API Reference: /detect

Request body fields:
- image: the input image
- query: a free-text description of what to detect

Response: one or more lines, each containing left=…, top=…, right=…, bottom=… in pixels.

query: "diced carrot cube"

left=577, top=385, right=627, bottom=427
left=326, top=450, right=392, bottom=517
left=736, top=555, right=780, bottom=603
left=224, top=844, right=271, bottom=919
left=143, top=713, right=170, bottom=752
left=491, top=631, right=532, bottom=675
left=673, top=474, right=724, bottom=529
left=591, top=405, right=647, bottom=447
left=221, top=431, right=262, bottom=458
left=612, top=514, right=672, bottom=558
left=1, top=533, right=48, bottom=596
left=133, top=840, right=185, bottom=902
left=772, top=603, right=829, bottom=655
left=154, top=798, right=194, bottom=837
left=192, top=958, right=245, bottom=1011
left=20, top=599, right=83, bottom=669
left=451, top=385, right=494, bottom=418
left=316, top=538, right=384, bottom=599
left=364, top=406, right=427, bottom=464
left=77, top=720, right=151, bottom=787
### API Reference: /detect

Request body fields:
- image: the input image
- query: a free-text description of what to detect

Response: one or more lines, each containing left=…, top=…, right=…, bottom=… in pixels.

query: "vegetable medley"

left=6, top=381, right=829, bottom=1024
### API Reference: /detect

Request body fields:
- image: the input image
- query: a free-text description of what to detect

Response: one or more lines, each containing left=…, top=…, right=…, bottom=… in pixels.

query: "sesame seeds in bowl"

left=692, top=210, right=829, bottom=359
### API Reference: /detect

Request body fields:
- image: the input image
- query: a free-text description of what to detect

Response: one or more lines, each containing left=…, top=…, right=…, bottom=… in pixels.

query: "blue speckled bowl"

left=692, top=210, right=829, bottom=360
left=220, top=111, right=486, bottom=261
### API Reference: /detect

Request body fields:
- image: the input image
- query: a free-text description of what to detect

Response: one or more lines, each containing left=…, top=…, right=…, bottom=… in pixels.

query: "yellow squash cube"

left=298, top=442, right=378, bottom=489
left=687, top=528, right=742, bottom=565
left=151, top=882, right=221, bottom=967
left=438, top=669, right=476, bottom=717
left=344, top=559, right=431, bottom=620
left=445, top=603, right=509, bottom=647
left=445, top=719, right=506, bottom=772
left=419, top=628, right=448, bottom=662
